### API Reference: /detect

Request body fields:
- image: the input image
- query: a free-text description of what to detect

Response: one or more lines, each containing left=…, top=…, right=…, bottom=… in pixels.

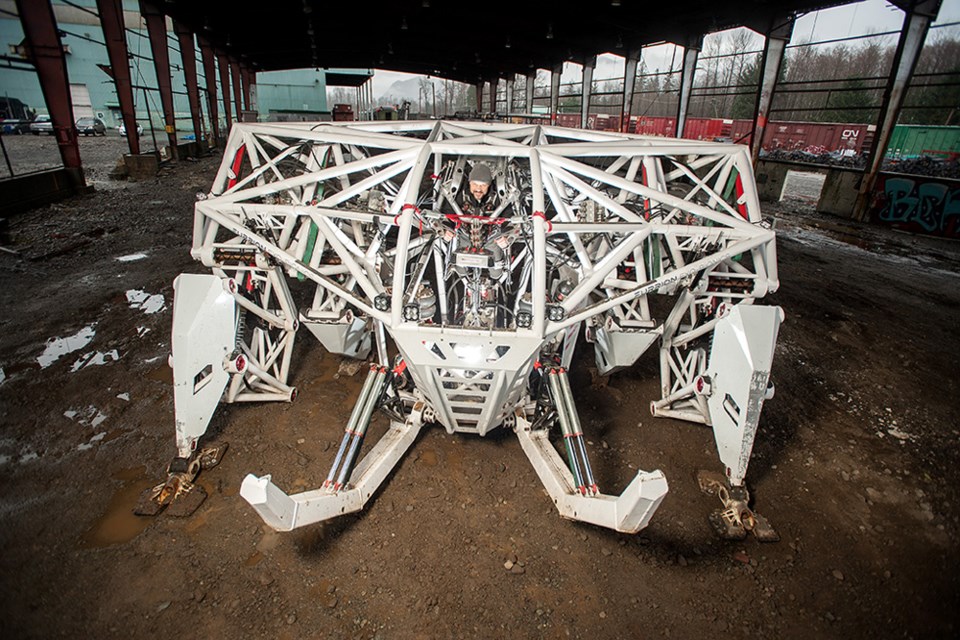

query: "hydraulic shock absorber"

left=546, top=368, right=599, bottom=495
left=324, top=364, right=386, bottom=490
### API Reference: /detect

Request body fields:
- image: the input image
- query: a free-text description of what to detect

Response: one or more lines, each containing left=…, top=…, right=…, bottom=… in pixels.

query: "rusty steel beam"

left=218, top=53, right=233, bottom=129
left=621, top=49, right=640, bottom=133
left=853, top=0, right=941, bottom=221
left=675, top=36, right=702, bottom=138
left=15, top=0, right=81, bottom=170
left=173, top=20, right=203, bottom=144
left=198, top=37, right=220, bottom=147
left=750, top=17, right=794, bottom=164
left=581, top=56, right=596, bottom=129
left=96, top=0, right=139, bottom=155
left=140, top=0, right=178, bottom=153
left=240, top=65, right=251, bottom=113
left=230, top=59, right=243, bottom=118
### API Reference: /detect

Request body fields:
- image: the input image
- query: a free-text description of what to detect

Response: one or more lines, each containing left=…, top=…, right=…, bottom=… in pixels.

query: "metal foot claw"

left=133, top=443, right=227, bottom=517
left=697, top=470, right=779, bottom=543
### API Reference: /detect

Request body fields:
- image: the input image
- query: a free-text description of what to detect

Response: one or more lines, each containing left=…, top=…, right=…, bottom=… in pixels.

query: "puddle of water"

left=0, top=367, right=5, bottom=386
left=146, top=365, right=172, bottom=384
left=70, top=349, right=120, bottom=373
left=37, top=324, right=97, bottom=369
left=116, top=252, right=148, bottom=262
left=79, top=467, right=152, bottom=548
left=101, top=429, right=125, bottom=444
left=126, top=289, right=166, bottom=315
left=113, top=465, right=146, bottom=481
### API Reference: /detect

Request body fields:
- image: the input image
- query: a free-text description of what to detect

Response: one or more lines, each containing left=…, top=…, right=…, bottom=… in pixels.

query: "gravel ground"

left=0, top=130, right=164, bottom=188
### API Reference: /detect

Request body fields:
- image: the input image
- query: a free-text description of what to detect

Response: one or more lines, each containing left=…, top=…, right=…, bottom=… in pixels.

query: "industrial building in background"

left=0, top=0, right=372, bottom=132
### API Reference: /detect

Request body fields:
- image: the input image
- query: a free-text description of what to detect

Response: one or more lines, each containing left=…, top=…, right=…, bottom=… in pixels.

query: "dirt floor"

left=1, top=135, right=958, bottom=639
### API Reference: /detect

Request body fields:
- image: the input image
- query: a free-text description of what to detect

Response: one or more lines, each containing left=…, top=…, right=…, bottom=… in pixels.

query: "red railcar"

left=729, top=120, right=753, bottom=145
left=635, top=116, right=677, bottom=137
left=682, top=118, right=733, bottom=141
left=761, top=121, right=872, bottom=155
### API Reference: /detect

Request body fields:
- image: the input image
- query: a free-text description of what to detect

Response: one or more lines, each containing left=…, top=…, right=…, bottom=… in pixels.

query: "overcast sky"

left=360, top=0, right=960, bottom=99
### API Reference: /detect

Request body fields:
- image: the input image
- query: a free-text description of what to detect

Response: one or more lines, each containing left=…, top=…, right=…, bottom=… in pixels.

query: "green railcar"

left=887, top=125, right=960, bottom=160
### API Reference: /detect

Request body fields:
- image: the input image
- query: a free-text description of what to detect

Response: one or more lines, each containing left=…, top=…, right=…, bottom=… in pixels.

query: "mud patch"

left=78, top=466, right=153, bottom=548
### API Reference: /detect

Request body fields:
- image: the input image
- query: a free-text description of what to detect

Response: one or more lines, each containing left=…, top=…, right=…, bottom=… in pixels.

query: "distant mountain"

left=380, top=77, right=423, bottom=103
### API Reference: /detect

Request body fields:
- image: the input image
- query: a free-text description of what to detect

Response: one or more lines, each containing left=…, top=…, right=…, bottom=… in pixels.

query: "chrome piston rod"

left=325, top=364, right=382, bottom=490
left=546, top=368, right=597, bottom=495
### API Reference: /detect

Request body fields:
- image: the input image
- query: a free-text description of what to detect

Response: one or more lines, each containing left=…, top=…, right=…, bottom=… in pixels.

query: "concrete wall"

left=819, top=169, right=861, bottom=218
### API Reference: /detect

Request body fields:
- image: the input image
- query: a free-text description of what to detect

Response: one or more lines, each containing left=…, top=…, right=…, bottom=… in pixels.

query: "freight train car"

left=762, top=121, right=873, bottom=155
left=887, top=125, right=960, bottom=160
left=547, top=113, right=956, bottom=162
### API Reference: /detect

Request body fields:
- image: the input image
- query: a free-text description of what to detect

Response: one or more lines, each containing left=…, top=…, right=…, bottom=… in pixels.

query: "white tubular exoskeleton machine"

left=144, top=120, right=783, bottom=541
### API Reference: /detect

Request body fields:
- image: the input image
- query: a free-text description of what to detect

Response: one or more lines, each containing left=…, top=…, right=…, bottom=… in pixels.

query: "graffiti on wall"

left=872, top=175, right=960, bottom=238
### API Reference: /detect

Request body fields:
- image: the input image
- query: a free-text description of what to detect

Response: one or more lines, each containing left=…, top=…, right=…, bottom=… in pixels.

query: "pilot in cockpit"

left=459, top=162, right=497, bottom=215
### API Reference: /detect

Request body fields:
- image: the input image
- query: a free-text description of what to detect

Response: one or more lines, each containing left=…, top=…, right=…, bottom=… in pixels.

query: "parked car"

left=76, top=117, right=106, bottom=136
left=1, top=119, right=31, bottom=134
left=30, top=115, right=53, bottom=135
left=118, top=121, right=143, bottom=137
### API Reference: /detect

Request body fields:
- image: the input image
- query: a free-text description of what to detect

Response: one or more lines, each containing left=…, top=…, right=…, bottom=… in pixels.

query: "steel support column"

left=246, top=68, right=258, bottom=113
left=488, top=78, right=497, bottom=114
left=475, top=82, right=483, bottom=113
left=173, top=20, right=203, bottom=144
left=621, top=49, right=640, bottom=133
left=198, top=37, right=220, bottom=147
left=240, top=64, right=251, bottom=113
left=550, top=63, right=562, bottom=126
left=230, top=60, right=243, bottom=120
left=96, top=0, right=139, bottom=155
left=525, top=73, right=535, bottom=114
left=853, top=0, right=941, bottom=221
left=581, top=56, right=596, bottom=130
left=675, top=36, right=702, bottom=139
left=750, top=17, right=794, bottom=163
left=140, top=0, right=178, bottom=152
left=218, top=53, right=233, bottom=129
left=15, top=0, right=81, bottom=170
left=505, top=75, right=514, bottom=115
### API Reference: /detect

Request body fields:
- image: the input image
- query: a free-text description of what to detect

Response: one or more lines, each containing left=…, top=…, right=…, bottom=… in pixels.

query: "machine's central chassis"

left=155, top=120, right=783, bottom=538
